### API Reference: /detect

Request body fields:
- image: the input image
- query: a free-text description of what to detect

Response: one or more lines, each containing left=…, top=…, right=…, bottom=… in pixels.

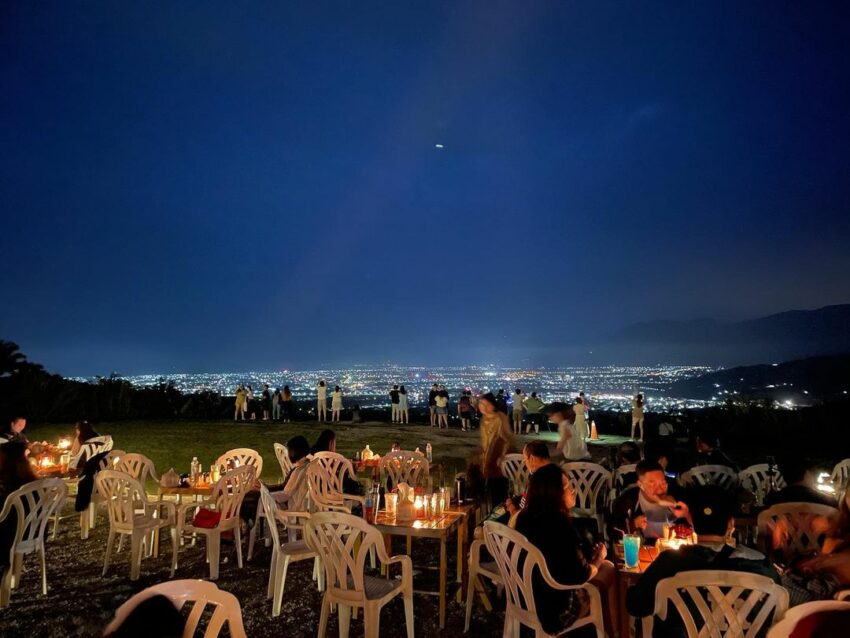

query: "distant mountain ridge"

left=667, top=354, right=850, bottom=404
left=595, top=304, right=850, bottom=367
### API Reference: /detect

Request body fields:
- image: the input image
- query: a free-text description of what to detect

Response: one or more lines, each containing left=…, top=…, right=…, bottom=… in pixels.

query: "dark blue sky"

left=2, top=2, right=849, bottom=375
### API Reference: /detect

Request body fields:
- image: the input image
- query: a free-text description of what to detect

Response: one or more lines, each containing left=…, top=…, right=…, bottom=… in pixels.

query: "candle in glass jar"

left=414, top=496, right=424, bottom=518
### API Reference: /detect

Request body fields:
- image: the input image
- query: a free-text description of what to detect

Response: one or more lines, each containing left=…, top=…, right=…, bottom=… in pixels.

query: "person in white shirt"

left=316, top=380, right=328, bottom=422
left=331, top=385, right=343, bottom=422
left=511, top=388, right=525, bottom=435
left=631, top=393, right=645, bottom=441
left=579, top=391, right=591, bottom=421
left=544, top=401, right=590, bottom=461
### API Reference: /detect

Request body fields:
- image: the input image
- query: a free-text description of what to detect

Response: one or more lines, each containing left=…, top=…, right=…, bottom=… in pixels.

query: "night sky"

left=2, top=2, right=849, bottom=375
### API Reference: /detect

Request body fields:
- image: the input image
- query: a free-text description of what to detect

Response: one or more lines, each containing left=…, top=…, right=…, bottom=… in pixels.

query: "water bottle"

left=190, top=457, right=200, bottom=485
left=426, top=443, right=433, bottom=463
left=364, top=491, right=374, bottom=523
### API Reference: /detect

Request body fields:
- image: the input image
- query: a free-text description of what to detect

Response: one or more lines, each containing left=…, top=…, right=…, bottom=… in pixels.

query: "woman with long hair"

left=631, top=393, right=645, bottom=441
left=515, top=463, right=613, bottom=635
left=281, top=385, right=293, bottom=423
left=331, top=386, right=343, bottom=423
left=435, top=386, right=450, bottom=429
left=310, top=429, right=337, bottom=455
left=477, top=392, right=514, bottom=508
left=398, top=385, right=409, bottom=424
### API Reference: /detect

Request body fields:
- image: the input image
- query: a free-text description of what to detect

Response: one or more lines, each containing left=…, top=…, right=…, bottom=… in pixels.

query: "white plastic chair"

left=831, top=458, right=850, bottom=492
left=379, top=450, right=430, bottom=490
left=679, top=464, right=739, bottom=492
left=307, top=452, right=366, bottom=513
left=766, top=599, right=850, bottom=638
left=176, top=465, right=256, bottom=580
left=104, top=448, right=127, bottom=467
left=757, top=502, right=838, bottom=563
left=464, top=536, right=501, bottom=633
left=482, top=521, right=605, bottom=637
left=215, top=447, right=263, bottom=478
left=259, top=484, right=323, bottom=617
left=305, top=511, right=414, bottom=638
left=274, top=442, right=292, bottom=481
left=96, top=470, right=178, bottom=581
left=0, top=478, right=67, bottom=608
left=562, top=461, right=612, bottom=532
left=501, top=454, right=530, bottom=496
left=104, top=579, right=247, bottom=638
left=113, top=452, right=160, bottom=485
left=645, top=570, right=788, bottom=638
left=738, top=464, right=786, bottom=496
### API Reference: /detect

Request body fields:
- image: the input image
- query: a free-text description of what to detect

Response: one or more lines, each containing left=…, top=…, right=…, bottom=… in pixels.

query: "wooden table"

left=373, top=503, right=473, bottom=629
left=616, top=544, right=660, bottom=638
left=154, top=484, right=214, bottom=553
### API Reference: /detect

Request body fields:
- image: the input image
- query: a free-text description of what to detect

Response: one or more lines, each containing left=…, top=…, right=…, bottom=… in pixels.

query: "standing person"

left=428, top=384, right=438, bottom=427
left=545, top=402, right=590, bottom=461
left=435, top=386, right=449, bottom=429
left=389, top=384, right=400, bottom=423
left=246, top=385, right=256, bottom=420
left=631, top=393, right=645, bottom=441
left=523, top=393, right=545, bottom=434
left=477, top=392, right=514, bottom=509
left=511, top=388, right=525, bottom=435
left=579, top=391, right=591, bottom=422
left=234, top=385, right=247, bottom=421
left=331, top=386, right=343, bottom=423
left=458, top=390, right=474, bottom=432
left=495, top=389, right=508, bottom=414
left=272, top=387, right=281, bottom=421
left=281, top=385, right=293, bottom=423
left=573, top=397, right=588, bottom=441
left=398, top=385, right=409, bottom=424
left=261, top=384, right=271, bottom=421
left=316, top=380, right=328, bottom=422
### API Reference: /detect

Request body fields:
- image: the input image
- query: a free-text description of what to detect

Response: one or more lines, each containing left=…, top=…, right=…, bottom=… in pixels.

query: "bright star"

left=435, top=144, right=444, bottom=149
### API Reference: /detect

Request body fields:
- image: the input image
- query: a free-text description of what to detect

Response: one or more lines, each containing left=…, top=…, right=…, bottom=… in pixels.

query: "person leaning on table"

left=625, top=485, right=779, bottom=635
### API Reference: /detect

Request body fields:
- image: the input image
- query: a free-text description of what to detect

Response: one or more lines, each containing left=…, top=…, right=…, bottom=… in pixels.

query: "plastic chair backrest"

left=113, top=452, right=159, bottom=484
left=738, top=464, right=786, bottom=495
left=757, top=502, right=838, bottom=561
left=766, top=600, right=850, bottom=638
left=562, top=462, right=612, bottom=513
left=680, top=465, right=739, bottom=492
left=307, top=452, right=355, bottom=510
left=651, top=569, right=788, bottom=638
left=96, top=470, right=149, bottom=529
left=501, top=454, right=530, bottom=495
left=0, top=478, right=67, bottom=555
left=831, top=459, right=850, bottom=491
left=215, top=448, right=263, bottom=478
left=211, top=465, right=256, bottom=522
left=304, top=511, right=385, bottom=603
left=273, top=443, right=292, bottom=479
left=105, top=578, right=247, bottom=638
left=380, top=451, right=430, bottom=490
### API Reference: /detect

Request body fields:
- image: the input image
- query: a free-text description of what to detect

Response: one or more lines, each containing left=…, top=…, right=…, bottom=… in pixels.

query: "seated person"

left=694, top=429, right=737, bottom=471
left=506, top=440, right=551, bottom=517
left=0, top=442, right=38, bottom=576
left=310, top=429, right=361, bottom=496
left=777, top=488, right=850, bottom=604
left=0, top=415, right=28, bottom=445
left=764, top=456, right=838, bottom=508
left=626, top=485, right=779, bottom=634
left=515, top=463, right=613, bottom=635
left=103, top=594, right=184, bottom=638
left=610, top=460, right=688, bottom=544
left=614, top=442, right=643, bottom=491
left=279, top=435, right=312, bottom=511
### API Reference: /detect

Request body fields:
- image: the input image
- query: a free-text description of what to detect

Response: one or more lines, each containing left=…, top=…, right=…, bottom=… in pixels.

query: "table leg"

left=456, top=520, right=466, bottom=603
left=439, top=537, right=447, bottom=629
left=618, top=573, right=631, bottom=638
left=381, top=534, right=392, bottom=577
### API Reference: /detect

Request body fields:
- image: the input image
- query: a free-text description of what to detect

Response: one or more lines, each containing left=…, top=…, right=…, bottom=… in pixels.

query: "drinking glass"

left=385, top=493, right=398, bottom=518
left=624, top=534, right=641, bottom=569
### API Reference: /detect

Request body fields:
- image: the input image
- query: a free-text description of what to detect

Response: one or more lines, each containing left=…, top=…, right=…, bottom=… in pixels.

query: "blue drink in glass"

left=624, top=534, right=641, bottom=569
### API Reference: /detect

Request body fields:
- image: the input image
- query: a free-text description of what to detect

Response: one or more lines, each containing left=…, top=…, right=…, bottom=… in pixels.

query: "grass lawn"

left=28, top=419, right=494, bottom=485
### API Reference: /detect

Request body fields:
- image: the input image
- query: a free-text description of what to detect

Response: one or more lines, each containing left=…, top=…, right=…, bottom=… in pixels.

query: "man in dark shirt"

left=389, top=384, right=400, bottom=423
left=626, top=486, right=780, bottom=635
left=495, top=389, right=508, bottom=414
left=764, top=456, right=838, bottom=508
left=694, top=430, right=737, bottom=471
left=0, top=416, right=28, bottom=445
left=610, top=460, right=688, bottom=544
left=427, top=384, right=438, bottom=426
